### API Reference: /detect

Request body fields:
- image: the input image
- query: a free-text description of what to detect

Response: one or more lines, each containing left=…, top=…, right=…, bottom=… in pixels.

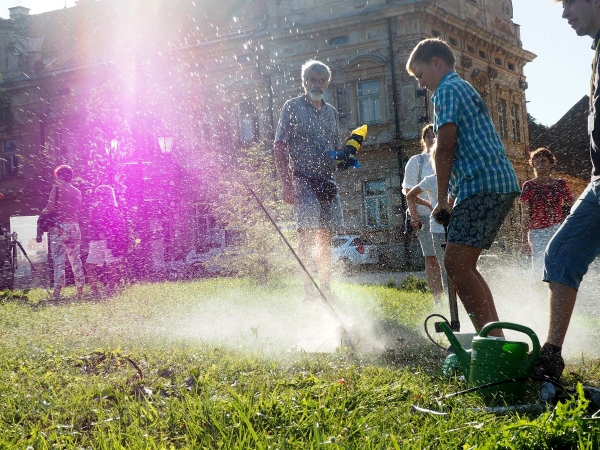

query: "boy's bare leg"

left=546, top=282, right=577, bottom=347
left=424, top=255, right=443, bottom=303
left=444, top=242, right=502, bottom=336
left=315, top=228, right=333, bottom=287
left=297, top=228, right=317, bottom=295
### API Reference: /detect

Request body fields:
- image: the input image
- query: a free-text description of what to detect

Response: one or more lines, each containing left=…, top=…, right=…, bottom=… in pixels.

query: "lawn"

left=0, top=278, right=599, bottom=449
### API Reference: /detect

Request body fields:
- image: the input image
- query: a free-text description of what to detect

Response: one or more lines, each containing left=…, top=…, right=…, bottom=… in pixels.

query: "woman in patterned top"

left=520, top=148, right=574, bottom=279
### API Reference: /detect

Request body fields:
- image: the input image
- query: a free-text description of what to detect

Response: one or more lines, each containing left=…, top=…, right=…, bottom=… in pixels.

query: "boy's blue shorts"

left=448, top=191, right=518, bottom=249
left=293, top=176, right=343, bottom=230
left=544, top=180, right=600, bottom=291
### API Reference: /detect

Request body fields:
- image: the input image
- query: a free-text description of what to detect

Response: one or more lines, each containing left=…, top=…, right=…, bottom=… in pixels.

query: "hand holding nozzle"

left=435, top=209, right=451, bottom=227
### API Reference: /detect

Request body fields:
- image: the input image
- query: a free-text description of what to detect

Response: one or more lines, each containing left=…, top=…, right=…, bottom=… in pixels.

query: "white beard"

left=308, top=91, right=323, bottom=102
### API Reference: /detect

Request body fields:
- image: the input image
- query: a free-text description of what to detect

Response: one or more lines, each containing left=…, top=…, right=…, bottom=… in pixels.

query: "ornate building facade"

left=0, top=0, right=534, bottom=270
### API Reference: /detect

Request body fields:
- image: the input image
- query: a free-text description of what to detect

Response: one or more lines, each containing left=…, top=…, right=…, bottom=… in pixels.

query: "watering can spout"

left=438, top=321, right=471, bottom=377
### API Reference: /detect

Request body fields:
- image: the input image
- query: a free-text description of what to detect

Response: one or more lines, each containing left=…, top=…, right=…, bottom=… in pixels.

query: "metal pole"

left=246, top=186, right=351, bottom=332
left=436, top=210, right=460, bottom=332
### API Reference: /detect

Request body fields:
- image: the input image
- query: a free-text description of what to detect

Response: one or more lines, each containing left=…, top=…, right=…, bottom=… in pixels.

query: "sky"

left=0, top=0, right=592, bottom=126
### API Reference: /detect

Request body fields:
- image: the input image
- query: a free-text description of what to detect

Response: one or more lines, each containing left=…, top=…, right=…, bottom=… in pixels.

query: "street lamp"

left=105, top=138, right=119, bottom=156
left=158, top=136, right=173, bottom=154
left=105, top=138, right=119, bottom=184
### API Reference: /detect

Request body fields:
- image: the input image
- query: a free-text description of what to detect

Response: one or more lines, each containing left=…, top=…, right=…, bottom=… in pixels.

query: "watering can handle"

left=478, top=322, right=541, bottom=374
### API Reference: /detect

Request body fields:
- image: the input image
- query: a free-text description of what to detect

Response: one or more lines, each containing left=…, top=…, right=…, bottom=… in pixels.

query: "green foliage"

left=474, top=383, right=600, bottom=449
left=527, top=113, right=548, bottom=130
left=399, top=274, right=430, bottom=293
left=0, top=289, right=29, bottom=302
left=82, top=80, right=134, bottom=190
left=212, top=142, right=296, bottom=284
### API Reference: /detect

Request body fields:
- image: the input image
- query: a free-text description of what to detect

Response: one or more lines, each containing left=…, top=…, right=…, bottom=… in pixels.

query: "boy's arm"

left=433, top=123, right=457, bottom=221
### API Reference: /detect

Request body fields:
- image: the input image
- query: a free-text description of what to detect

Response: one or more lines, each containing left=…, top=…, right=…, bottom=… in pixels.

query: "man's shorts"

left=86, top=239, right=122, bottom=266
left=544, top=180, right=600, bottom=291
left=448, top=191, right=518, bottom=249
left=293, top=176, right=343, bottom=230
left=416, top=215, right=436, bottom=257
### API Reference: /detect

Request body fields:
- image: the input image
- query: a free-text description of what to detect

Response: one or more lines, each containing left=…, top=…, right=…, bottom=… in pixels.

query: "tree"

left=81, top=80, right=133, bottom=190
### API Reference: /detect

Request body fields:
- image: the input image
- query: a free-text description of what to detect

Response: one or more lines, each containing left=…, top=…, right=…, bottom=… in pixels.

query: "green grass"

left=0, top=279, right=599, bottom=449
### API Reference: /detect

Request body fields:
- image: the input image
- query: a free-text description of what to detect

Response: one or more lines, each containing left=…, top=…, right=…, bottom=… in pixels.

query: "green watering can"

left=439, top=321, right=541, bottom=398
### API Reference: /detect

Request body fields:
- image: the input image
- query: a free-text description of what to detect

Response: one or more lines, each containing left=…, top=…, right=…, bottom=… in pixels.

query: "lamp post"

left=157, top=136, right=173, bottom=154
left=105, top=138, right=119, bottom=184
left=157, top=136, right=174, bottom=267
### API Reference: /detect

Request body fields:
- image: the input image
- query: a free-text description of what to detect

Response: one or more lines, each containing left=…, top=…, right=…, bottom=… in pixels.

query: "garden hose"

left=424, top=313, right=452, bottom=350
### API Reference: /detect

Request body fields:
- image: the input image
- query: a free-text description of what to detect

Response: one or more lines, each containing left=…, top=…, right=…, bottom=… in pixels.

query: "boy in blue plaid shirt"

left=406, top=38, right=520, bottom=333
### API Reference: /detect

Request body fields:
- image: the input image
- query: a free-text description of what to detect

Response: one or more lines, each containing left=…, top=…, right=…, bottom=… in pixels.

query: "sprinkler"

left=246, top=186, right=358, bottom=351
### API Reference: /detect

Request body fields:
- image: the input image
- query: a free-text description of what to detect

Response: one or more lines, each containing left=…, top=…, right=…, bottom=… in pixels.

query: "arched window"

left=2, top=140, right=18, bottom=177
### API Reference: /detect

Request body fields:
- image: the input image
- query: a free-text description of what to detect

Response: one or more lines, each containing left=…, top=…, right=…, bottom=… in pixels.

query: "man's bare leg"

left=315, top=228, right=333, bottom=287
left=546, top=282, right=577, bottom=347
left=297, top=228, right=317, bottom=297
left=532, top=281, right=576, bottom=380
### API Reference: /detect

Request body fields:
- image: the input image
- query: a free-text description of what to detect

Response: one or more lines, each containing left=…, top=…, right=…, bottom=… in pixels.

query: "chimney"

left=8, top=6, right=30, bottom=20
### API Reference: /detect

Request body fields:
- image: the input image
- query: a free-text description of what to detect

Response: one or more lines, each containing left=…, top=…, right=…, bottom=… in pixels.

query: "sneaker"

left=533, top=344, right=565, bottom=382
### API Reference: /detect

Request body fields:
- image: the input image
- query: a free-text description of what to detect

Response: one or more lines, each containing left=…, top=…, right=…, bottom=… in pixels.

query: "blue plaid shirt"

left=432, top=71, right=520, bottom=205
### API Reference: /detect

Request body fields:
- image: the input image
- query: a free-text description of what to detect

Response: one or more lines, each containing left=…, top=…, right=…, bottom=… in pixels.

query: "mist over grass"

left=480, top=257, right=600, bottom=360
left=0, top=277, right=599, bottom=448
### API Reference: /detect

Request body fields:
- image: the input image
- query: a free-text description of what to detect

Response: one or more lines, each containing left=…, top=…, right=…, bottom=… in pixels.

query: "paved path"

left=334, top=269, right=425, bottom=287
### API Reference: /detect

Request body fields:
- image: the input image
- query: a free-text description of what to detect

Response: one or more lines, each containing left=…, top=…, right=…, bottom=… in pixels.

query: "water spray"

left=246, top=186, right=357, bottom=350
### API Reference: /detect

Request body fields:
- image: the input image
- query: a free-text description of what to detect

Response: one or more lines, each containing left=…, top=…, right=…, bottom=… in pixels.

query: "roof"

left=528, top=95, right=591, bottom=180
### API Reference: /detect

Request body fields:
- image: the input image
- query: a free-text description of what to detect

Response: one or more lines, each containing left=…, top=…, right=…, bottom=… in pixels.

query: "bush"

left=399, top=274, right=429, bottom=293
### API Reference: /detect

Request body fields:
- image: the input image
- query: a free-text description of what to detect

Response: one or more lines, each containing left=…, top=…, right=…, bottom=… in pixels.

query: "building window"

left=479, top=50, right=487, bottom=59
left=467, top=45, right=475, bottom=54
left=510, top=103, right=522, bottom=142
left=194, top=212, right=219, bottom=252
left=508, top=62, right=516, bottom=71
left=2, top=139, right=18, bottom=178
left=236, top=55, right=253, bottom=64
left=335, top=86, right=349, bottom=118
left=364, top=179, right=388, bottom=228
left=432, top=29, right=442, bottom=38
left=357, top=80, right=381, bottom=125
left=239, top=101, right=259, bottom=144
left=449, top=36, right=458, bottom=46
left=56, top=131, right=68, bottom=163
left=328, top=36, right=349, bottom=46
left=498, top=99, right=508, bottom=139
